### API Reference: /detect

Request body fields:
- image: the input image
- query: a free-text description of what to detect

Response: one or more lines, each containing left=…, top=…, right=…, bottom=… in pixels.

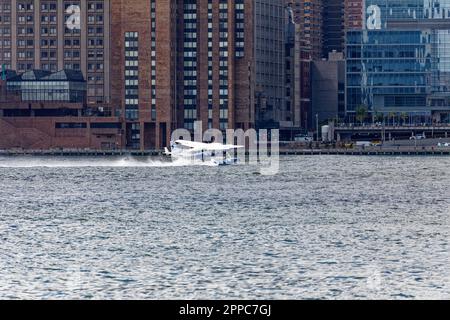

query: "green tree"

left=356, top=105, right=368, bottom=125
left=388, top=112, right=397, bottom=126
left=400, top=112, right=408, bottom=125
left=374, top=112, right=383, bottom=123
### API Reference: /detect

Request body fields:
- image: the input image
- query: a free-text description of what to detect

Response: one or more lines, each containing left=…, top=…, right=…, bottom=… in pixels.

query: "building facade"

left=345, top=0, right=364, bottom=31
left=0, top=0, right=111, bottom=105
left=7, top=69, right=86, bottom=103
left=323, top=0, right=345, bottom=57
left=346, top=0, right=450, bottom=123
left=1, top=0, right=258, bottom=150
left=0, top=69, right=122, bottom=150
left=176, top=0, right=255, bottom=135
left=286, top=0, right=326, bottom=130
left=110, top=0, right=176, bottom=150
left=254, top=0, right=288, bottom=130
left=290, top=0, right=323, bottom=60
left=312, top=51, right=345, bottom=124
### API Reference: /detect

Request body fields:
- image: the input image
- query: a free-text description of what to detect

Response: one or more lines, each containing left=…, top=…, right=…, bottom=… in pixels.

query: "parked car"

left=344, top=142, right=354, bottom=149
left=294, top=134, right=313, bottom=142
left=410, top=133, right=426, bottom=140
left=370, top=141, right=383, bottom=147
left=437, top=142, right=450, bottom=148
left=356, top=141, right=372, bottom=147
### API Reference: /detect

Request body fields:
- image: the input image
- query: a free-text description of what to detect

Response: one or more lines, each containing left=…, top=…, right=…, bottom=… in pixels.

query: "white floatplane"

left=164, top=140, right=244, bottom=166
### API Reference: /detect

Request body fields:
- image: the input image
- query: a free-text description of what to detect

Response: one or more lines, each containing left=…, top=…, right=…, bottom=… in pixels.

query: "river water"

left=0, top=156, right=449, bottom=299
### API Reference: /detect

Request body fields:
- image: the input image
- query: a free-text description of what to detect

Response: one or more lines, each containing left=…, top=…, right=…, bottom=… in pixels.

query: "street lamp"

left=316, top=114, right=319, bottom=142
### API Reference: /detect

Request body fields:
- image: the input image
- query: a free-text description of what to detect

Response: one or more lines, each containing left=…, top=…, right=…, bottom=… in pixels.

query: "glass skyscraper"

left=346, top=0, right=450, bottom=123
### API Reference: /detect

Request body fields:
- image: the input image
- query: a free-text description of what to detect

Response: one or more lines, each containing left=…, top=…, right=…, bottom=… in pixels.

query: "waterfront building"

left=285, top=0, right=347, bottom=130
left=312, top=51, right=345, bottom=125
left=284, top=4, right=302, bottom=138
left=0, top=0, right=260, bottom=150
left=346, top=0, right=450, bottom=124
left=110, top=0, right=176, bottom=150
left=0, top=0, right=111, bottom=105
left=284, top=0, right=322, bottom=130
left=7, top=69, right=86, bottom=103
left=175, top=0, right=254, bottom=134
left=256, top=0, right=310, bottom=138
left=0, top=69, right=122, bottom=150
left=255, top=0, right=286, bottom=131
left=112, top=0, right=257, bottom=148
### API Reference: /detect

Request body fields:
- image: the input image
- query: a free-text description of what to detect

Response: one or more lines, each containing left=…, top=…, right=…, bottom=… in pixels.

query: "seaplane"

left=164, top=140, right=244, bottom=166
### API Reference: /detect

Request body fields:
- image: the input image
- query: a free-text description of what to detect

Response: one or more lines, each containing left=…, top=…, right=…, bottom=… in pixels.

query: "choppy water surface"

left=0, top=155, right=449, bottom=299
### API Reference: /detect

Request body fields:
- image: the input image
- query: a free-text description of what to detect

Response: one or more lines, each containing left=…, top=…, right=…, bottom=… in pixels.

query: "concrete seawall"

left=1, top=148, right=450, bottom=157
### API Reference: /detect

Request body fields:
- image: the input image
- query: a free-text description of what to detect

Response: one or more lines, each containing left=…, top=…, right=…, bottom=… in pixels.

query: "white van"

left=294, top=134, right=313, bottom=142
left=356, top=141, right=371, bottom=147
left=410, top=133, right=426, bottom=140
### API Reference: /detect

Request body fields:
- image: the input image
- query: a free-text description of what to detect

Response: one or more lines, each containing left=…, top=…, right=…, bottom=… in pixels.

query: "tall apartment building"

left=289, top=0, right=349, bottom=58
left=323, top=0, right=345, bottom=56
left=110, top=0, right=176, bottom=150
left=286, top=0, right=324, bottom=129
left=0, top=0, right=12, bottom=75
left=345, top=0, right=364, bottom=30
left=285, top=5, right=301, bottom=135
left=254, top=0, right=288, bottom=130
left=290, top=0, right=323, bottom=60
left=0, top=0, right=110, bottom=105
left=176, top=0, right=255, bottom=134
left=112, top=0, right=255, bottom=149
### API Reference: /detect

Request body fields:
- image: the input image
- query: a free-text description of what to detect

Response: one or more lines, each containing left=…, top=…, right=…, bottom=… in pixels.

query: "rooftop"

left=8, top=69, right=85, bottom=82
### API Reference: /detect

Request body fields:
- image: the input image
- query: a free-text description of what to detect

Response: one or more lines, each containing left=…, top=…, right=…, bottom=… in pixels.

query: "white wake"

left=0, top=157, right=216, bottom=168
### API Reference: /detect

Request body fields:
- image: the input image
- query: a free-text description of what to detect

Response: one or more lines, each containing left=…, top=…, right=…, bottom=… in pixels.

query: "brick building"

left=175, top=0, right=255, bottom=134
left=1, top=0, right=257, bottom=150
left=345, top=0, right=364, bottom=30
left=110, top=0, right=176, bottom=150
left=0, top=0, right=111, bottom=105
left=0, top=69, right=122, bottom=150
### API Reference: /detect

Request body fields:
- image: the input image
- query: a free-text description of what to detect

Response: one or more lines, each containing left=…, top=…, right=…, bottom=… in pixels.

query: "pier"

left=278, top=148, right=450, bottom=156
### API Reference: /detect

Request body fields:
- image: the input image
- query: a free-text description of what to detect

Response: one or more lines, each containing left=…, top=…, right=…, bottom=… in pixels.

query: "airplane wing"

left=174, top=140, right=201, bottom=149
left=201, top=143, right=244, bottom=151
left=174, top=140, right=243, bottom=152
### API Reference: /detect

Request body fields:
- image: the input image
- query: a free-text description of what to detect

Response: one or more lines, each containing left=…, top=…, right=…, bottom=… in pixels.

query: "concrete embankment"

left=1, top=147, right=450, bottom=157
left=1, top=139, right=450, bottom=157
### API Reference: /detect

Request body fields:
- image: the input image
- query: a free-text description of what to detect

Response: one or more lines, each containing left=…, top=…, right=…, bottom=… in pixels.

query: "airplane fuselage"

left=167, top=140, right=242, bottom=165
